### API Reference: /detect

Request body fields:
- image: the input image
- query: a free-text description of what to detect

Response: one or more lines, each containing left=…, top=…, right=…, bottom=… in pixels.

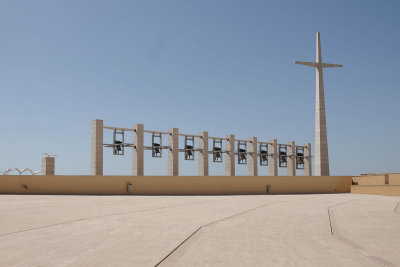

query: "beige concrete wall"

left=352, top=173, right=400, bottom=185
left=352, top=175, right=387, bottom=185
left=388, top=173, right=400, bottom=185
left=0, top=175, right=351, bottom=195
left=351, top=185, right=400, bottom=197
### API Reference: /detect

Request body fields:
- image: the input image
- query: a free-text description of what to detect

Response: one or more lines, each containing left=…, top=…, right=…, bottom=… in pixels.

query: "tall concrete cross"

left=295, top=32, right=342, bottom=176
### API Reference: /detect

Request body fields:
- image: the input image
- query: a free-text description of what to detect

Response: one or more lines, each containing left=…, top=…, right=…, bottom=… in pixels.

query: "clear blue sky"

left=1, top=0, right=399, bottom=176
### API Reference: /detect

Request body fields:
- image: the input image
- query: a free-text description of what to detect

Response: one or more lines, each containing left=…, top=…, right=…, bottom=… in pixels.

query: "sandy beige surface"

left=0, top=194, right=399, bottom=266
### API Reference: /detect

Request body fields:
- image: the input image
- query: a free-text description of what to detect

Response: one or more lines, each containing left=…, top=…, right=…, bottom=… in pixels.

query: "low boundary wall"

left=352, top=173, right=400, bottom=186
left=352, top=175, right=388, bottom=185
left=0, top=175, right=351, bottom=195
left=388, top=174, right=400, bottom=185
left=351, top=185, right=400, bottom=197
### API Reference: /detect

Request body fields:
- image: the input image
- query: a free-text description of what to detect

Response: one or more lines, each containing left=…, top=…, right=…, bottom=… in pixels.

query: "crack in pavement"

left=328, top=198, right=396, bottom=267
left=0, top=199, right=216, bottom=238
left=156, top=196, right=395, bottom=267
left=394, top=201, right=399, bottom=213
left=326, top=198, right=362, bottom=236
left=327, top=209, right=333, bottom=235
left=154, top=196, right=318, bottom=267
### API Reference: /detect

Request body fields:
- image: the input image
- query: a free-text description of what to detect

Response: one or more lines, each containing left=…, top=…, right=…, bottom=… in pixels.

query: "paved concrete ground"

left=0, top=194, right=399, bottom=266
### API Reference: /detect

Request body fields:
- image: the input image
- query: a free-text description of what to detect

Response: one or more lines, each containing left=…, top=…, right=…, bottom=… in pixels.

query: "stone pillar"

left=287, top=141, right=296, bottom=176
left=268, top=139, right=278, bottom=176
left=41, top=157, right=55, bottom=175
left=199, top=131, right=209, bottom=176
left=168, top=128, right=179, bottom=176
left=248, top=137, right=257, bottom=176
left=304, top=143, right=312, bottom=176
left=225, top=134, right=235, bottom=176
left=91, top=119, right=103, bottom=176
left=133, top=124, right=144, bottom=176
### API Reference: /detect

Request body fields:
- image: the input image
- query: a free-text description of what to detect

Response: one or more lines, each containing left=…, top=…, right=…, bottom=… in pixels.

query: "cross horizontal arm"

left=295, top=61, right=318, bottom=67
left=321, top=63, right=343, bottom=68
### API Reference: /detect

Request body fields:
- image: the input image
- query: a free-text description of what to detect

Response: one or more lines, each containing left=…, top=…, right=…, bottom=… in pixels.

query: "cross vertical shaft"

left=295, top=32, right=342, bottom=176
left=315, top=32, right=329, bottom=176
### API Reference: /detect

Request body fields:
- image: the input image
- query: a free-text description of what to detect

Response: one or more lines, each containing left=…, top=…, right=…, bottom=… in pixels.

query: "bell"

left=239, top=149, right=246, bottom=159
left=214, top=147, right=222, bottom=160
left=114, top=140, right=122, bottom=152
left=280, top=153, right=287, bottom=163
left=153, top=143, right=161, bottom=154
left=186, top=147, right=193, bottom=159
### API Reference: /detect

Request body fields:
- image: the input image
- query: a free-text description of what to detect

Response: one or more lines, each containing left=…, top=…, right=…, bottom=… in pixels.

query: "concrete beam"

left=168, top=128, right=179, bottom=176
left=225, top=134, right=235, bottom=176
left=133, top=124, right=144, bottom=176
left=91, top=119, right=103, bottom=176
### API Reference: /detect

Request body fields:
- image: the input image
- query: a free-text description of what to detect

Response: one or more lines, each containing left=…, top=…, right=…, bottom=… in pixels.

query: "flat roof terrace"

left=1, top=194, right=399, bottom=266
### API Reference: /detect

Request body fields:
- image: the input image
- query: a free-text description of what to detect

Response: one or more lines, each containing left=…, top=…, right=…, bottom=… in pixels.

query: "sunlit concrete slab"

left=0, top=194, right=399, bottom=266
